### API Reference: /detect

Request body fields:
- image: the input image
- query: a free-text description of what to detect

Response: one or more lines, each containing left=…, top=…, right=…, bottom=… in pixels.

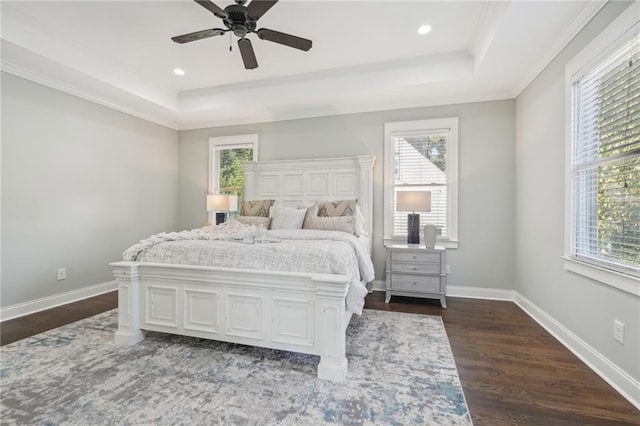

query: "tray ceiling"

left=1, top=1, right=604, bottom=129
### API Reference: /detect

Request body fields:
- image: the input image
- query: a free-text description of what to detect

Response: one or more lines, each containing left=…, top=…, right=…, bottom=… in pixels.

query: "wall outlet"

left=446, top=265, right=451, bottom=274
left=57, top=268, right=66, bottom=281
left=613, top=320, right=625, bottom=344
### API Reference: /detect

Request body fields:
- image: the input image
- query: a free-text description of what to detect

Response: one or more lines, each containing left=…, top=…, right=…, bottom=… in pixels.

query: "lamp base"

left=407, top=213, right=420, bottom=245
left=215, top=212, right=228, bottom=225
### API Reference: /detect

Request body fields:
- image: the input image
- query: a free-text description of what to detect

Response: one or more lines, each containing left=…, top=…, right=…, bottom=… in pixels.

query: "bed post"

left=357, top=155, right=375, bottom=252
left=110, top=261, right=145, bottom=345
left=314, top=274, right=350, bottom=382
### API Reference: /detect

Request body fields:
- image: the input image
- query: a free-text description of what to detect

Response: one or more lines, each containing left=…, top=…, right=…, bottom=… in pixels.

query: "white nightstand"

left=384, top=243, right=447, bottom=308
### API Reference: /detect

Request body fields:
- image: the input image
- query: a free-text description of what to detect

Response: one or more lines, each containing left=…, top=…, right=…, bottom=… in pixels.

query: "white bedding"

left=123, top=222, right=374, bottom=314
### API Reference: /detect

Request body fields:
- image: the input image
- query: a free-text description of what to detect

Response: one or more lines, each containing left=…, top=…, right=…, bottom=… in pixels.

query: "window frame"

left=563, top=3, right=640, bottom=296
left=383, top=118, right=459, bottom=248
left=208, top=134, right=259, bottom=222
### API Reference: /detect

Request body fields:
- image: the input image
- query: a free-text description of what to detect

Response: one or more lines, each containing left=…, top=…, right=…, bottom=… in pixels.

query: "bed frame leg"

left=316, top=276, right=350, bottom=382
left=110, top=261, right=145, bottom=346
left=318, top=354, right=348, bottom=382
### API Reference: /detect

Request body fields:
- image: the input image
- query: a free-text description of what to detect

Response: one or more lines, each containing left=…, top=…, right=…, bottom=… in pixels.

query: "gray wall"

left=515, top=2, right=639, bottom=381
left=1, top=73, right=179, bottom=307
left=179, top=100, right=516, bottom=288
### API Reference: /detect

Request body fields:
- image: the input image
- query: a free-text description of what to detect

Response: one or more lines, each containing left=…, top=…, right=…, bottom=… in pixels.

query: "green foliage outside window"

left=595, top=48, right=640, bottom=268
left=218, top=148, right=253, bottom=211
left=403, top=135, right=447, bottom=173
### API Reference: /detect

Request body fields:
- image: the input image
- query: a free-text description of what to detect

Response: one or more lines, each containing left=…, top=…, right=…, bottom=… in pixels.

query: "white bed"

left=110, top=155, right=375, bottom=381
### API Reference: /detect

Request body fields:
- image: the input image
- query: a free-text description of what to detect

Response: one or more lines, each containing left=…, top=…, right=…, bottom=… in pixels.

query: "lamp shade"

left=207, top=194, right=238, bottom=212
left=396, top=191, right=431, bottom=213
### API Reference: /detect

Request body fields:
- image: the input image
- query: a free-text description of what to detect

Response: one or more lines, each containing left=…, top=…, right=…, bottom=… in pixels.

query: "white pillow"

left=270, top=206, right=307, bottom=230
left=354, top=205, right=367, bottom=236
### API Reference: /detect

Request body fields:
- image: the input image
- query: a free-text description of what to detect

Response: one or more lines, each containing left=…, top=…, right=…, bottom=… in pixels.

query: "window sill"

left=384, top=238, right=458, bottom=249
left=562, top=257, right=640, bottom=297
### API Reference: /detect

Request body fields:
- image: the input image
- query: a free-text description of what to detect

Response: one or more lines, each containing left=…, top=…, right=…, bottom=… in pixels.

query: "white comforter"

left=122, top=222, right=374, bottom=314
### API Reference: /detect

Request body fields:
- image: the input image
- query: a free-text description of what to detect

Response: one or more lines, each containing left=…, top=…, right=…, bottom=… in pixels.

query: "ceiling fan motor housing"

left=224, top=4, right=256, bottom=38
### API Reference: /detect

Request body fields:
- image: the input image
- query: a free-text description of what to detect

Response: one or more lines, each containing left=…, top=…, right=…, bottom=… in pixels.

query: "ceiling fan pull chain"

left=229, top=32, right=232, bottom=52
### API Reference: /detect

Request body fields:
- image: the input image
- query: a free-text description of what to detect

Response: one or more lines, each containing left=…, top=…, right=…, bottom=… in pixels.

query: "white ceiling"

left=1, top=0, right=604, bottom=130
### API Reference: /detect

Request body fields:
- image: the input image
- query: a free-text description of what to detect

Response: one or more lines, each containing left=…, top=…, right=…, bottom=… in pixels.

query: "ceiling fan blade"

left=256, top=28, right=312, bottom=51
left=194, top=0, right=227, bottom=19
left=238, top=38, right=258, bottom=69
left=247, top=0, right=278, bottom=20
left=172, top=28, right=226, bottom=44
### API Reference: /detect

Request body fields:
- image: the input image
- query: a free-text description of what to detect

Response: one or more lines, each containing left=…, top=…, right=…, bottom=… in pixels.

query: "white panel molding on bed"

left=243, top=155, right=376, bottom=242
left=112, top=155, right=375, bottom=382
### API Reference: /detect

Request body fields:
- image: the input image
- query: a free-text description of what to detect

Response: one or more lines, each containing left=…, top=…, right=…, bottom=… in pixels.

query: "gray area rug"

left=1, top=309, right=471, bottom=425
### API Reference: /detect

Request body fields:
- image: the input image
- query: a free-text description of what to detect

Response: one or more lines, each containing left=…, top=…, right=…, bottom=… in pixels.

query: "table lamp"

left=207, top=194, right=238, bottom=225
left=396, top=191, right=431, bottom=245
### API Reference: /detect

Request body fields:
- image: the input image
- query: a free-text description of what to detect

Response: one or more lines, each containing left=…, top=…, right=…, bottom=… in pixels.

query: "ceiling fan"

left=172, top=0, right=312, bottom=70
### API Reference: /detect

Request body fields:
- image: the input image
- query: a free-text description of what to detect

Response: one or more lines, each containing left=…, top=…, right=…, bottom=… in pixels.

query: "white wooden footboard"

left=111, top=261, right=352, bottom=382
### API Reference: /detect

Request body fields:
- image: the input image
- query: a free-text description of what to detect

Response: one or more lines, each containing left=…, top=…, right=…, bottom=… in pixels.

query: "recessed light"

left=173, top=68, right=185, bottom=76
left=417, top=25, right=432, bottom=35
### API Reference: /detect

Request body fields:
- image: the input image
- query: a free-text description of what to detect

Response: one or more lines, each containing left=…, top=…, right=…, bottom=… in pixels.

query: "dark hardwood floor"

left=2, top=291, right=638, bottom=425
left=366, top=293, right=640, bottom=426
left=0, top=291, right=117, bottom=346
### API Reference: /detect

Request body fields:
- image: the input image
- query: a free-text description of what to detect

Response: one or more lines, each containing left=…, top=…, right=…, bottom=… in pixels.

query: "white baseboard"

left=514, top=293, right=640, bottom=411
left=0, top=280, right=117, bottom=322
left=447, top=285, right=515, bottom=301
left=371, top=281, right=515, bottom=302
left=371, top=280, right=386, bottom=292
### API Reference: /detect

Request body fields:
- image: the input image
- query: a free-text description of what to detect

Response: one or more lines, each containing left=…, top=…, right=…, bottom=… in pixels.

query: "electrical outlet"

left=57, top=268, right=66, bottom=281
left=614, top=320, right=625, bottom=344
left=446, top=265, right=451, bottom=274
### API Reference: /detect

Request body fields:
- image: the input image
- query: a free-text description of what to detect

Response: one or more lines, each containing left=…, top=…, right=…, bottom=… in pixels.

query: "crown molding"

left=177, top=90, right=514, bottom=130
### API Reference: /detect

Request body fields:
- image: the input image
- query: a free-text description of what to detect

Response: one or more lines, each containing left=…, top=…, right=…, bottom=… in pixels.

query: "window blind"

left=392, top=131, right=449, bottom=238
left=571, top=33, right=640, bottom=276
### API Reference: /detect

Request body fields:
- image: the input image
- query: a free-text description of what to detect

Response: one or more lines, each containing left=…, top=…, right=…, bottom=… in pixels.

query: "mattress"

left=123, top=224, right=375, bottom=314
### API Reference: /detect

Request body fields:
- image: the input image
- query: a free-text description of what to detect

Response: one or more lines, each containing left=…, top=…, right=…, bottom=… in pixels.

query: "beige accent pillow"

left=240, top=200, right=274, bottom=217
left=270, top=206, right=307, bottom=230
left=234, top=216, right=272, bottom=228
left=304, top=213, right=354, bottom=234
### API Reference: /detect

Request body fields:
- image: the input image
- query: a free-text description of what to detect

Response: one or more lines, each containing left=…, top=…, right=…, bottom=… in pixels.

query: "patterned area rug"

left=1, top=309, right=471, bottom=425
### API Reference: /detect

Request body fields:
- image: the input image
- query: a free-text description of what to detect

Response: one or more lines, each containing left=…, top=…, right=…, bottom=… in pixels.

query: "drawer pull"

left=413, top=282, right=417, bottom=285
left=412, top=267, right=417, bottom=270
left=412, top=255, right=417, bottom=259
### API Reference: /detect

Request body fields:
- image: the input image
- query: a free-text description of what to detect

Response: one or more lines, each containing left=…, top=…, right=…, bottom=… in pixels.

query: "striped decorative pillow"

left=316, top=200, right=358, bottom=217
left=240, top=200, right=274, bottom=217
left=313, top=199, right=367, bottom=236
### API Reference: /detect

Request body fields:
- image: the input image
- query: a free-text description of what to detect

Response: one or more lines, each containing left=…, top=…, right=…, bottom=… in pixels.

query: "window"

left=566, top=10, right=639, bottom=289
left=384, top=118, right=459, bottom=247
left=208, top=134, right=258, bottom=220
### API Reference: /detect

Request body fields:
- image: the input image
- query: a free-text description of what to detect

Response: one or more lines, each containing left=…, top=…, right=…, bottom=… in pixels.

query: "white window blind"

left=571, top=32, right=640, bottom=276
left=392, top=130, right=449, bottom=238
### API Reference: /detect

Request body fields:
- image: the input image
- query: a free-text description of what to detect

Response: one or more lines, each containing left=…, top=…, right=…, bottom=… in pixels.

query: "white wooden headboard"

left=243, top=155, right=376, bottom=239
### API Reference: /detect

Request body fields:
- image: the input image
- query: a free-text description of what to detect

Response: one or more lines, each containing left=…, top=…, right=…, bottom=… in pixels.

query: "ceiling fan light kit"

left=172, top=0, right=313, bottom=70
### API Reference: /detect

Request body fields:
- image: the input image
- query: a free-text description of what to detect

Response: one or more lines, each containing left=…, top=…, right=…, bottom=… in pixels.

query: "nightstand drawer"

left=392, top=274, right=441, bottom=293
left=391, top=261, right=441, bottom=274
left=391, top=251, right=440, bottom=263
